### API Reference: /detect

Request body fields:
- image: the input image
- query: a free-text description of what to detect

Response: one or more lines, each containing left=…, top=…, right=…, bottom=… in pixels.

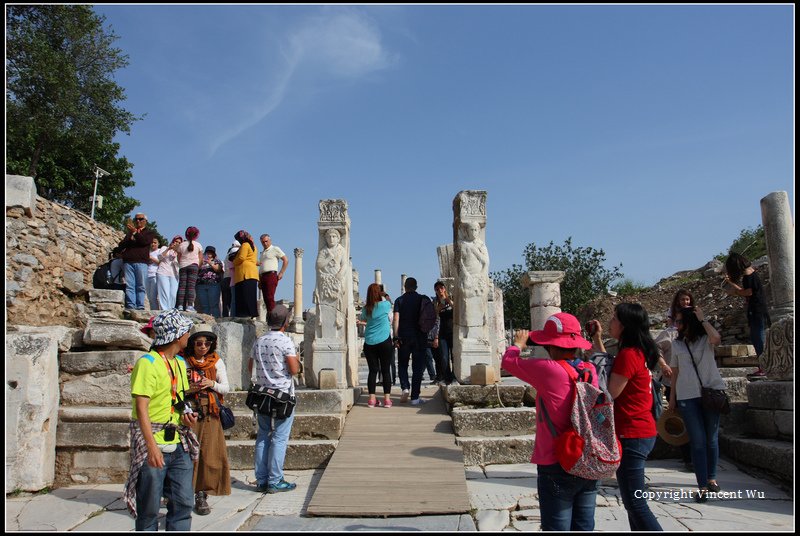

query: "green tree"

left=491, top=237, right=624, bottom=329
left=716, top=225, right=767, bottom=261
left=6, top=5, right=142, bottom=228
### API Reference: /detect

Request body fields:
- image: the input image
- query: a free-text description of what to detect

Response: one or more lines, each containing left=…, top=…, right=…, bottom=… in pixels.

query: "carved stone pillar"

left=453, top=190, right=492, bottom=382
left=760, top=315, right=794, bottom=381
left=290, top=248, right=304, bottom=334
left=401, top=274, right=407, bottom=297
left=760, top=191, right=795, bottom=320
left=309, top=200, right=356, bottom=389
left=522, top=271, right=565, bottom=358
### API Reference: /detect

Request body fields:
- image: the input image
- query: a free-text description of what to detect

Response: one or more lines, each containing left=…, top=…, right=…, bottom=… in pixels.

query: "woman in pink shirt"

left=501, top=312, right=598, bottom=531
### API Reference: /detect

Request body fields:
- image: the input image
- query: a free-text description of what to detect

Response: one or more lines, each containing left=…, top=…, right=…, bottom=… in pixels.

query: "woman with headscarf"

left=184, top=325, right=231, bottom=515
left=232, top=230, right=259, bottom=319
left=177, top=226, right=203, bottom=312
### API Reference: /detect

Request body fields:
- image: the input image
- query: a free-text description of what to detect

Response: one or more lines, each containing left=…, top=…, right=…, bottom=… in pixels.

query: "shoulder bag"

left=218, top=403, right=235, bottom=430
left=685, top=341, right=730, bottom=414
left=245, top=384, right=297, bottom=419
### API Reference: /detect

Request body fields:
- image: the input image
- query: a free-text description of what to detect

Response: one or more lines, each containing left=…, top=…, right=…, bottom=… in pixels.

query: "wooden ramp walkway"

left=306, top=386, right=471, bottom=517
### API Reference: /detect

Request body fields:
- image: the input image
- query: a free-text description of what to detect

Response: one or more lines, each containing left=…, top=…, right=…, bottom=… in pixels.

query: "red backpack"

left=538, top=360, right=622, bottom=480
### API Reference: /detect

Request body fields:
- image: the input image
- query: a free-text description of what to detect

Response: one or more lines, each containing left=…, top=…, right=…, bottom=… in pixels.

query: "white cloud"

left=209, top=10, right=394, bottom=156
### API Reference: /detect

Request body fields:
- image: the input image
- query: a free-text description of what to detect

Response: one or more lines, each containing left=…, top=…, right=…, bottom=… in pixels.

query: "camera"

left=163, top=425, right=176, bottom=442
left=586, top=321, right=598, bottom=338
left=173, top=397, right=204, bottom=419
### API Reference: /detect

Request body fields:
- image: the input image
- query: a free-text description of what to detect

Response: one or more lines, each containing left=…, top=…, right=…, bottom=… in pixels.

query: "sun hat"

left=171, top=235, right=182, bottom=244
left=140, top=316, right=156, bottom=336
left=151, top=309, right=194, bottom=346
left=657, top=408, right=690, bottom=446
left=527, top=312, right=593, bottom=350
left=204, top=245, right=216, bottom=256
left=267, top=304, right=291, bottom=329
left=188, top=323, right=217, bottom=342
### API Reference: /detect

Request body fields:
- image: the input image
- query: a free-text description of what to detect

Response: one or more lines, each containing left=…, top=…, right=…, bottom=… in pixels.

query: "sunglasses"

left=134, top=217, right=146, bottom=221
left=194, top=341, right=210, bottom=347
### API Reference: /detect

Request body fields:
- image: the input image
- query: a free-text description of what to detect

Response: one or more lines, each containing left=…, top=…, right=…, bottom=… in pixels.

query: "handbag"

left=218, top=403, right=235, bottom=430
left=246, top=384, right=297, bottom=419
left=685, top=341, right=730, bottom=414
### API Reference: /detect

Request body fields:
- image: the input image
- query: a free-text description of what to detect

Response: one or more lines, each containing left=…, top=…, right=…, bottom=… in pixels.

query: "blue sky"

left=93, top=4, right=794, bottom=316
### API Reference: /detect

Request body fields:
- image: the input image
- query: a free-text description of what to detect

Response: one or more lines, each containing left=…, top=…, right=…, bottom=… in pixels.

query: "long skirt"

left=192, top=399, right=231, bottom=496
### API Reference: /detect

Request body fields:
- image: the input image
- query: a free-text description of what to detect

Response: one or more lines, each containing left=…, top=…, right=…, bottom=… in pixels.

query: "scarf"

left=186, top=352, right=222, bottom=416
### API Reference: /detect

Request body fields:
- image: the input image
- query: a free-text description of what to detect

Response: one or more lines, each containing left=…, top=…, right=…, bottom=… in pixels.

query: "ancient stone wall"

left=6, top=188, right=124, bottom=327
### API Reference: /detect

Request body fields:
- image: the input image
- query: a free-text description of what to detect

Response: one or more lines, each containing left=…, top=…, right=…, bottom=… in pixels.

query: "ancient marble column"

left=290, top=248, right=304, bottom=334
left=453, top=190, right=492, bottom=382
left=401, top=274, right=407, bottom=296
left=522, top=271, right=565, bottom=358
left=436, top=243, right=456, bottom=297
left=760, top=191, right=794, bottom=320
left=374, top=269, right=382, bottom=285
left=309, top=200, right=356, bottom=389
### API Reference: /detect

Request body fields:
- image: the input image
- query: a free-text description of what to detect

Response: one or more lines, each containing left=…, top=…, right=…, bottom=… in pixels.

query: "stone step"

left=226, top=439, right=337, bottom=471
left=452, top=407, right=536, bottom=437
left=456, top=435, right=535, bottom=466
left=443, top=384, right=533, bottom=408
left=744, top=408, right=793, bottom=440
left=58, top=407, right=345, bottom=442
left=719, top=434, right=793, bottom=484
left=55, top=437, right=337, bottom=487
left=717, top=367, right=755, bottom=378
left=747, top=381, right=793, bottom=411
left=225, top=387, right=360, bottom=414
left=724, top=377, right=749, bottom=402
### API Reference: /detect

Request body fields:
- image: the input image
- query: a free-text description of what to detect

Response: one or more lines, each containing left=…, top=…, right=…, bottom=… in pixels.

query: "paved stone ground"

left=5, top=459, right=794, bottom=531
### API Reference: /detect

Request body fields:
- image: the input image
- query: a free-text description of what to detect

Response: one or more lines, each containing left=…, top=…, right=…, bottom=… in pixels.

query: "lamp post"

left=90, top=165, right=110, bottom=220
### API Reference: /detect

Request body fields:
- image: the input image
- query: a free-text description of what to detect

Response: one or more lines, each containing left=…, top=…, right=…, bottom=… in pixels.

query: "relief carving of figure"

left=315, top=228, right=347, bottom=336
left=458, top=221, right=489, bottom=335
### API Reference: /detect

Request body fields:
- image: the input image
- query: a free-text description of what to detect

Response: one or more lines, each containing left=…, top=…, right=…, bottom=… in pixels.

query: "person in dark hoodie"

left=118, top=212, right=156, bottom=310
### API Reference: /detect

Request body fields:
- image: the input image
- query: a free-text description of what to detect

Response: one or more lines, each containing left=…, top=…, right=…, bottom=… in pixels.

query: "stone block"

left=774, top=410, right=794, bottom=438
left=452, top=407, right=536, bottom=437
left=60, top=350, right=142, bottom=374
left=470, top=364, right=496, bottom=386
left=719, top=435, right=793, bottom=481
left=722, top=377, right=749, bottom=402
left=5, top=174, right=37, bottom=217
left=290, top=413, right=345, bottom=440
left=719, top=355, right=759, bottom=367
left=61, top=271, right=85, bottom=294
left=457, top=435, right=535, bottom=465
left=82, top=318, right=152, bottom=350
left=443, top=384, right=527, bottom=407
left=226, top=439, right=336, bottom=471
left=58, top=407, right=131, bottom=422
left=60, top=373, right=131, bottom=406
left=715, top=345, right=755, bottom=357
left=318, top=369, right=338, bottom=390
left=87, top=289, right=125, bottom=304
left=56, top=421, right=129, bottom=448
left=746, top=408, right=779, bottom=438
left=746, top=381, right=793, bottom=410
left=6, top=329, right=60, bottom=492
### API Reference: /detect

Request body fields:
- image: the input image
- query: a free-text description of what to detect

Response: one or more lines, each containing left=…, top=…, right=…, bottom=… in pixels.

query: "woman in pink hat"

left=501, top=312, right=598, bottom=531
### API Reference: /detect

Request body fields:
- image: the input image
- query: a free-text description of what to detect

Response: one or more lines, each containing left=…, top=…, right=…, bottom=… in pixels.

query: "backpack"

left=590, top=351, right=663, bottom=420
left=417, top=294, right=437, bottom=334
left=538, top=360, right=622, bottom=481
left=92, top=258, right=124, bottom=290
left=588, top=351, right=615, bottom=393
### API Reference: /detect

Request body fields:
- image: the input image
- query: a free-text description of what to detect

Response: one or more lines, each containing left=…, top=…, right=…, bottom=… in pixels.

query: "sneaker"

left=367, top=398, right=377, bottom=408
left=186, top=306, right=197, bottom=312
left=383, top=399, right=393, bottom=408
left=194, top=491, right=211, bottom=515
left=400, top=389, right=410, bottom=403
left=707, top=482, right=721, bottom=493
left=410, top=398, right=424, bottom=406
left=177, top=306, right=185, bottom=311
left=254, top=482, right=269, bottom=493
left=429, top=379, right=438, bottom=385
left=267, top=480, right=297, bottom=493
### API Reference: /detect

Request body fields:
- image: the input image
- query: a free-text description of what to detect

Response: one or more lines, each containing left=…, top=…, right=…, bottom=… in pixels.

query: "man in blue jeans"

left=118, top=212, right=156, bottom=310
left=249, top=304, right=300, bottom=493
left=392, top=277, right=429, bottom=405
left=124, top=309, right=199, bottom=531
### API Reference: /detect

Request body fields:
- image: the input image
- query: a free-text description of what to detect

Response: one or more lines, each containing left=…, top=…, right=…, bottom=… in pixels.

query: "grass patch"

left=611, top=279, right=651, bottom=296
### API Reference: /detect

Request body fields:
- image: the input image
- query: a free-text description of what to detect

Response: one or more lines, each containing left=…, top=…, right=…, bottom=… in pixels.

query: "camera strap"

left=159, top=351, right=178, bottom=415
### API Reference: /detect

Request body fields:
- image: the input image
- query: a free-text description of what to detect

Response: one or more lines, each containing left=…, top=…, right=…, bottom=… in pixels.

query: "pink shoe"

left=367, top=398, right=377, bottom=408
left=384, top=399, right=393, bottom=408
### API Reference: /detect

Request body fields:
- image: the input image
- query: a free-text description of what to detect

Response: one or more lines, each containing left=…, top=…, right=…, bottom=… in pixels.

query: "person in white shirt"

left=258, top=234, right=288, bottom=317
